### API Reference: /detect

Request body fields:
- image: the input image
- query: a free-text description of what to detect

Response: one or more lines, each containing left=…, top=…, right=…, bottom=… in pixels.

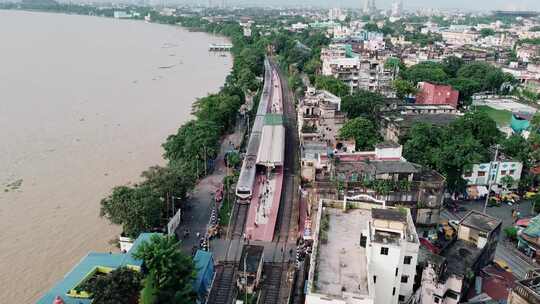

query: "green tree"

left=134, top=235, right=196, bottom=304
left=457, top=62, right=507, bottom=92
left=480, top=28, right=496, bottom=37
left=401, top=61, right=449, bottom=84
left=314, top=75, right=350, bottom=97
left=82, top=267, right=142, bottom=304
left=364, top=22, right=380, bottom=32
left=163, top=119, right=221, bottom=176
left=451, top=111, right=501, bottom=148
left=100, top=185, right=162, bottom=238
left=402, top=123, right=444, bottom=166
left=504, top=226, right=518, bottom=241
left=501, top=134, right=531, bottom=167
left=393, top=79, right=418, bottom=99
left=500, top=176, right=516, bottom=190
left=447, top=77, right=481, bottom=104
left=341, top=90, right=385, bottom=122
left=339, top=117, right=380, bottom=151
left=442, top=56, right=465, bottom=78
left=226, top=151, right=241, bottom=169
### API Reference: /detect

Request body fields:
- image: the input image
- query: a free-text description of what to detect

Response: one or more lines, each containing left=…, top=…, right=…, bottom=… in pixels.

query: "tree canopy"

left=339, top=117, right=380, bottom=151
left=314, top=75, right=350, bottom=97
left=134, top=235, right=196, bottom=304
left=401, top=61, right=449, bottom=84
left=100, top=185, right=162, bottom=238
left=82, top=267, right=142, bottom=304
left=402, top=112, right=499, bottom=193
left=341, top=90, right=385, bottom=123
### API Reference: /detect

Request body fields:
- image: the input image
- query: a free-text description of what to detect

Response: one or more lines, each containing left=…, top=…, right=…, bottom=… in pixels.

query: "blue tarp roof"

left=36, top=233, right=160, bottom=304
left=523, top=215, right=540, bottom=238
left=193, top=250, right=213, bottom=291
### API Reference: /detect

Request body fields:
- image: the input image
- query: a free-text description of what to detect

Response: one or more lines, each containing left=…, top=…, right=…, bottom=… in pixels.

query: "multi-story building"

left=508, top=269, right=540, bottom=304
left=462, top=156, right=523, bottom=192
left=381, top=105, right=459, bottom=142
left=313, top=142, right=445, bottom=226
left=321, top=44, right=395, bottom=97
left=298, top=87, right=345, bottom=146
left=306, top=199, right=419, bottom=304
left=417, top=211, right=502, bottom=304
left=441, top=29, right=479, bottom=46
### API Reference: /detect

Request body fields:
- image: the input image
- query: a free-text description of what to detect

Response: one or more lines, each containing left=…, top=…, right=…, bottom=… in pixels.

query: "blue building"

left=37, top=233, right=159, bottom=304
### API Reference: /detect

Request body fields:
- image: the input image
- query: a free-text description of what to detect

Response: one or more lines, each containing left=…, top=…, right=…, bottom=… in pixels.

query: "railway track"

left=260, top=263, right=285, bottom=304
left=230, top=203, right=248, bottom=240
left=272, top=60, right=298, bottom=244
left=207, top=262, right=237, bottom=304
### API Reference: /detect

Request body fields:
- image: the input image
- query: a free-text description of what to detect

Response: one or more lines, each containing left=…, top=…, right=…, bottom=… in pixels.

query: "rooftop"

left=442, top=239, right=482, bottom=277
left=37, top=233, right=159, bottom=304
left=239, top=245, right=264, bottom=273
left=372, top=208, right=406, bottom=222
left=315, top=208, right=370, bottom=297
left=396, top=113, right=458, bottom=128
left=460, top=210, right=502, bottom=233
left=372, top=160, right=419, bottom=174
left=375, top=141, right=401, bottom=149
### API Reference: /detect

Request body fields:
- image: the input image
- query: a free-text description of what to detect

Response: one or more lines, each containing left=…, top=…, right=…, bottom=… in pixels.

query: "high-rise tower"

left=363, top=0, right=377, bottom=14
left=391, top=0, right=403, bottom=17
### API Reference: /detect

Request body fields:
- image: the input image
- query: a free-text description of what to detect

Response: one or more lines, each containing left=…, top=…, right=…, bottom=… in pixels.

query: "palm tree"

left=133, top=235, right=196, bottom=304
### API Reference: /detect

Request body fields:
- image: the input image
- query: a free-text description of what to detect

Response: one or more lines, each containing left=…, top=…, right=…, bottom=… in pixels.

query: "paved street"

left=441, top=199, right=537, bottom=279
left=175, top=121, right=245, bottom=255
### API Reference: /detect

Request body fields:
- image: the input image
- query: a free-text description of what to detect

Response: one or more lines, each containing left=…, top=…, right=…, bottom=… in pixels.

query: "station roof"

left=264, top=113, right=284, bottom=126
left=257, top=124, right=285, bottom=167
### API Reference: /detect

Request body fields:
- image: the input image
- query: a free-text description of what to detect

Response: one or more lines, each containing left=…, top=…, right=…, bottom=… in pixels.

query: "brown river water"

left=0, top=10, right=231, bottom=302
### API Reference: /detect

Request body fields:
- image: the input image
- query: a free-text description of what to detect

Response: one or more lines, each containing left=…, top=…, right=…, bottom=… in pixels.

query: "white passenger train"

left=235, top=59, right=284, bottom=202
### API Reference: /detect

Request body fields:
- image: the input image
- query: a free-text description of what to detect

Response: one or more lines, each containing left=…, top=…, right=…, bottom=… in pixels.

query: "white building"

left=328, top=8, right=347, bottom=22
left=321, top=44, right=395, bottom=96
left=463, top=160, right=523, bottom=191
left=306, top=199, right=419, bottom=304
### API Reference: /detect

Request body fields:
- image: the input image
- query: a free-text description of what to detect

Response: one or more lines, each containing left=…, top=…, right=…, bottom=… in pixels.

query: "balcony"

left=512, top=278, right=540, bottom=304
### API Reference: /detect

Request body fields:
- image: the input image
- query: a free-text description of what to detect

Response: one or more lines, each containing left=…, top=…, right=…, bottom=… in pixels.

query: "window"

left=393, top=287, right=396, bottom=296
left=373, top=275, right=377, bottom=284
left=501, top=170, right=507, bottom=176
left=478, top=171, right=486, bottom=177
left=380, top=247, right=389, bottom=255
left=434, top=296, right=440, bottom=303
left=395, top=268, right=399, bottom=276
left=510, top=169, right=515, bottom=175
left=446, top=290, right=459, bottom=300
left=401, top=275, right=408, bottom=283
left=404, top=256, right=412, bottom=264
left=464, top=171, right=472, bottom=177
left=399, top=295, right=405, bottom=302
left=360, top=234, right=367, bottom=248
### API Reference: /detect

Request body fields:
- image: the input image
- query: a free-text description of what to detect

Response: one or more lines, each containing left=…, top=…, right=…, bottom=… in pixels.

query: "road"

left=441, top=208, right=535, bottom=279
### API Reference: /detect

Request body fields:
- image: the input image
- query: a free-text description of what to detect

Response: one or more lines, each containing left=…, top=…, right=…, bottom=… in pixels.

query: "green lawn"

left=475, top=105, right=513, bottom=126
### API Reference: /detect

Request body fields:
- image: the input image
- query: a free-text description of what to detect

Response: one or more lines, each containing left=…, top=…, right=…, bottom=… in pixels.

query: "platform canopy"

left=256, top=115, right=285, bottom=167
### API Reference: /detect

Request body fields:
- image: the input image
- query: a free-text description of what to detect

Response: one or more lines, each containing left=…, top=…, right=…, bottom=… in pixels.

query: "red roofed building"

left=416, top=82, right=459, bottom=108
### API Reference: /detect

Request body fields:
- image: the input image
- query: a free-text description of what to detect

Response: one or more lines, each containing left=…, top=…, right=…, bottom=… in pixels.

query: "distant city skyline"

left=178, top=0, right=540, bottom=11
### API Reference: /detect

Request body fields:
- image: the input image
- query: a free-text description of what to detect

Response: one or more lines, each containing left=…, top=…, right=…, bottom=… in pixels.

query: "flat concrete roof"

left=315, top=208, right=369, bottom=297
